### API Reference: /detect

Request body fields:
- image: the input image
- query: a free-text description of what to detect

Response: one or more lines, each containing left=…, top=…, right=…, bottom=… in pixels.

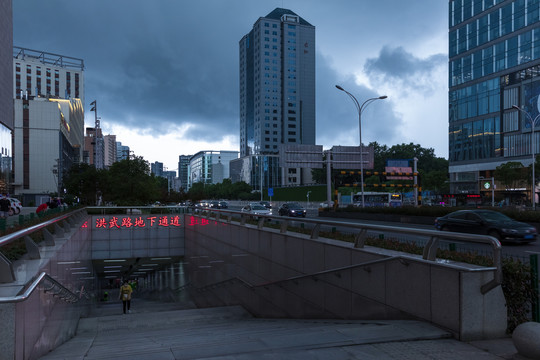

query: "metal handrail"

left=0, top=208, right=87, bottom=248
left=0, top=272, right=81, bottom=304
left=192, top=208, right=502, bottom=294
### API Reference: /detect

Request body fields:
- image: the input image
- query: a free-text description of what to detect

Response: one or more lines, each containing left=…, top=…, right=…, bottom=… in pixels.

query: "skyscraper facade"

left=11, top=46, right=85, bottom=202
left=13, top=46, right=84, bottom=103
left=449, top=0, right=540, bottom=200
left=0, top=0, right=13, bottom=194
left=238, top=8, right=315, bottom=190
left=188, top=150, right=239, bottom=190
left=116, top=142, right=130, bottom=161
left=178, top=155, right=190, bottom=191
left=103, top=134, right=117, bottom=168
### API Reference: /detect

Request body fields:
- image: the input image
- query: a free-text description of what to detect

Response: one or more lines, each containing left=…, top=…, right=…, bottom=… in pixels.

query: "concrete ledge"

left=185, top=217, right=507, bottom=341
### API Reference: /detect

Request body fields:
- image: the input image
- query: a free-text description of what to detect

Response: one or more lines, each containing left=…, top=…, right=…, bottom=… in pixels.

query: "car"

left=278, top=202, right=307, bottom=217
left=8, top=198, right=22, bottom=215
left=434, top=209, right=537, bottom=243
left=241, top=203, right=272, bottom=219
left=208, top=200, right=228, bottom=209
left=259, top=201, right=272, bottom=209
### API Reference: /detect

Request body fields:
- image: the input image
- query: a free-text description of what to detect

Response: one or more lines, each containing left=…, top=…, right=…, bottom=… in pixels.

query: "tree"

left=312, top=142, right=449, bottom=193
left=495, top=161, right=526, bottom=190
left=63, top=163, right=103, bottom=205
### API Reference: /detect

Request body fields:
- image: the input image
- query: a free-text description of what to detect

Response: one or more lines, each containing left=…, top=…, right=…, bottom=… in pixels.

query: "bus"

left=352, top=192, right=403, bottom=207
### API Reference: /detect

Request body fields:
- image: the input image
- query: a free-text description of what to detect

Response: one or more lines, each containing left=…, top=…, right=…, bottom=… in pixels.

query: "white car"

left=8, top=198, right=22, bottom=215
left=0, top=197, right=20, bottom=216
left=241, top=203, right=272, bottom=219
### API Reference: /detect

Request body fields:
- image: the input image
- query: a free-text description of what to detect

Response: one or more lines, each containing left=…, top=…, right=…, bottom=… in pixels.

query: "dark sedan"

left=278, top=202, right=306, bottom=217
left=434, top=209, right=537, bottom=243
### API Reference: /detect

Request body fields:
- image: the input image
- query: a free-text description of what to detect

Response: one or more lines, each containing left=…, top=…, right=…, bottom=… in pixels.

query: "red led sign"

left=94, top=215, right=183, bottom=229
left=81, top=216, right=227, bottom=229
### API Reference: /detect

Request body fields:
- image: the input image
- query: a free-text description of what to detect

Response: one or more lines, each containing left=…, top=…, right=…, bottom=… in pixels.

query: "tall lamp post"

left=336, top=85, right=387, bottom=208
left=512, top=105, right=540, bottom=210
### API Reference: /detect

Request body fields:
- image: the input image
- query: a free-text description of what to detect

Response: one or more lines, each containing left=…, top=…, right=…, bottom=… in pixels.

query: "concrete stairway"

left=38, top=298, right=514, bottom=360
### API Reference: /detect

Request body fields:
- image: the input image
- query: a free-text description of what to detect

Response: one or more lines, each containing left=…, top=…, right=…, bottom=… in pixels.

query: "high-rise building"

left=103, top=134, right=117, bottom=168
left=13, top=46, right=84, bottom=103
left=449, top=0, right=540, bottom=203
left=188, top=150, right=239, bottom=190
left=0, top=0, right=13, bottom=194
left=84, top=127, right=103, bottom=167
left=116, top=142, right=130, bottom=161
left=13, top=97, right=84, bottom=203
left=151, top=161, right=164, bottom=177
left=12, top=46, right=85, bottom=202
left=178, top=155, right=190, bottom=191
left=238, top=8, right=315, bottom=190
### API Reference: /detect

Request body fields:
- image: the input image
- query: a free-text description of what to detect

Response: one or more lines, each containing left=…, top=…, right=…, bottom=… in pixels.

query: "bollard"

left=531, top=254, right=539, bottom=323
left=18, top=214, right=24, bottom=225
left=378, top=233, right=384, bottom=240
left=449, top=243, right=457, bottom=252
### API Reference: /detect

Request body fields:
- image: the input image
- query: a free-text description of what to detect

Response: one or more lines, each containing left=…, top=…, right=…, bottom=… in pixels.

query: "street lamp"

left=512, top=104, right=540, bottom=210
left=336, top=85, right=387, bottom=208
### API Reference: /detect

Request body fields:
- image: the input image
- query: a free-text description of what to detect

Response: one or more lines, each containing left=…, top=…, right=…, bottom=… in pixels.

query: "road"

left=314, top=216, right=540, bottom=260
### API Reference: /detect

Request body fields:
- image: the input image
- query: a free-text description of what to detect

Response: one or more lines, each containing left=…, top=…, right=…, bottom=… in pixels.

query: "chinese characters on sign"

left=87, top=216, right=227, bottom=229
left=94, top=215, right=183, bottom=229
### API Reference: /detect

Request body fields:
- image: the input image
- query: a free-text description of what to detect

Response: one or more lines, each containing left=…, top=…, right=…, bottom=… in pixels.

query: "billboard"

left=280, top=144, right=323, bottom=168
left=385, top=159, right=413, bottom=180
left=331, top=145, right=374, bottom=170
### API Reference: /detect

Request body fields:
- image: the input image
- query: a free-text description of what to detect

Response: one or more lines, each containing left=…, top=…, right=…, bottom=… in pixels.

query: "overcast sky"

left=13, top=0, right=448, bottom=171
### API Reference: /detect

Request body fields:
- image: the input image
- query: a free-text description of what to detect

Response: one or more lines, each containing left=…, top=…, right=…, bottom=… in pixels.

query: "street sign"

left=268, top=188, right=274, bottom=197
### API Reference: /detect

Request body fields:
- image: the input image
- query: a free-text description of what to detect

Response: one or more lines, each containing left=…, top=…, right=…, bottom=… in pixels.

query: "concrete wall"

left=90, top=215, right=184, bottom=259
left=0, top=214, right=92, bottom=360
left=184, top=214, right=507, bottom=341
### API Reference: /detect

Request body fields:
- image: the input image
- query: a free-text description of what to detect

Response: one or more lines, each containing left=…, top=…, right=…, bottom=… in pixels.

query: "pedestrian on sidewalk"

left=0, top=195, right=10, bottom=219
left=118, top=280, right=133, bottom=314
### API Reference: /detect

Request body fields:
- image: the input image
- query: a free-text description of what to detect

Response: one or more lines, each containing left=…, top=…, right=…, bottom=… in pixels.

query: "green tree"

left=63, top=163, right=104, bottom=205
left=312, top=142, right=449, bottom=193
left=495, top=161, right=526, bottom=190
left=105, top=156, right=160, bottom=205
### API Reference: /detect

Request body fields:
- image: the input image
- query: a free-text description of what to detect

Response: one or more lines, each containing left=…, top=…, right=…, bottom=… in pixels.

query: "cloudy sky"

left=13, top=0, right=448, bottom=171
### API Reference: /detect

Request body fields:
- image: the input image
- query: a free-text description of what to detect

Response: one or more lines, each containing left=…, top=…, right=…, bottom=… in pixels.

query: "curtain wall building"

left=188, top=150, right=239, bottom=190
left=0, top=0, right=13, bottom=194
left=449, top=0, right=540, bottom=202
left=237, top=8, right=315, bottom=190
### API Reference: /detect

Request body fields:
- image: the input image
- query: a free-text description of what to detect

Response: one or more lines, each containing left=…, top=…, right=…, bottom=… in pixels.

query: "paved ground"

left=38, top=297, right=523, bottom=360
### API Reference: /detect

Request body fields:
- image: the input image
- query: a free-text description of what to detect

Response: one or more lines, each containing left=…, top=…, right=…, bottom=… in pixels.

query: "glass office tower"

left=449, top=0, right=540, bottom=201
left=238, top=8, right=315, bottom=190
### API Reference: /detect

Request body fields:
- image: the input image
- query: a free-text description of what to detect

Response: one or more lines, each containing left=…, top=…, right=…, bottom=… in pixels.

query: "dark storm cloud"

left=364, top=46, right=447, bottom=93
left=12, top=0, right=448, bottom=159
left=316, top=55, right=402, bottom=148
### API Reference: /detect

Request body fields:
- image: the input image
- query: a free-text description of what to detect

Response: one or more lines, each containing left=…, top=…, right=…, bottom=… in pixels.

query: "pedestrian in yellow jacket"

left=118, top=280, right=133, bottom=314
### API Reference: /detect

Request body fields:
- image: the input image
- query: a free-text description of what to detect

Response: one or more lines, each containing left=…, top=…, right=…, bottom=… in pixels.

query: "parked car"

left=434, top=209, right=537, bottom=243
left=8, top=198, right=22, bottom=215
left=241, top=203, right=272, bottom=219
left=278, top=202, right=307, bottom=217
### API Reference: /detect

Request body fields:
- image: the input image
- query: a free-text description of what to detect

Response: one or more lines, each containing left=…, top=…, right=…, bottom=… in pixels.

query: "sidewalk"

left=38, top=297, right=522, bottom=360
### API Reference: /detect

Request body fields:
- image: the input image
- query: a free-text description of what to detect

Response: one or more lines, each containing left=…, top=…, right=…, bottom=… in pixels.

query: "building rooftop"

left=263, top=7, right=313, bottom=27
left=13, top=46, right=84, bottom=71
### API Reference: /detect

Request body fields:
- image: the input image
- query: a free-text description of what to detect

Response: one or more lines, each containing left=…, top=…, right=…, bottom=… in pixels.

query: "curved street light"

left=512, top=104, right=540, bottom=210
left=336, top=85, right=387, bottom=208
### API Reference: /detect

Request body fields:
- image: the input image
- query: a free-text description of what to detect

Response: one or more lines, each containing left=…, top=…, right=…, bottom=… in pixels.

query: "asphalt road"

left=317, top=216, right=540, bottom=260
